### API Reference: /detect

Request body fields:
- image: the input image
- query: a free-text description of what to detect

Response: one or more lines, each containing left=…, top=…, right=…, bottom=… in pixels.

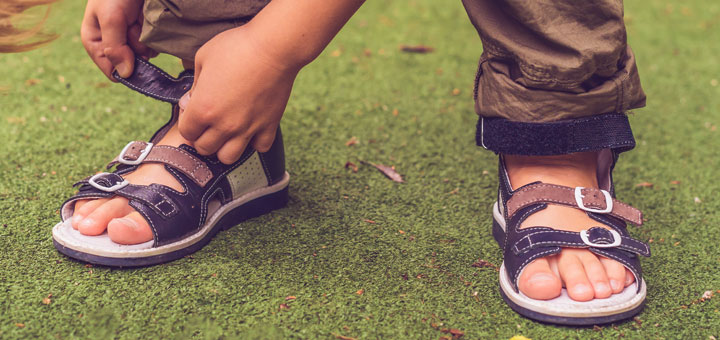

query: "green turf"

left=1, top=0, right=719, bottom=339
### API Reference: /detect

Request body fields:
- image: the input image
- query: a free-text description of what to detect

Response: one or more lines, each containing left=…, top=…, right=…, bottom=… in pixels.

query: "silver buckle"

left=118, top=142, right=153, bottom=165
left=580, top=229, right=622, bottom=248
left=88, top=173, right=129, bottom=192
left=574, top=187, right=613, bottom=213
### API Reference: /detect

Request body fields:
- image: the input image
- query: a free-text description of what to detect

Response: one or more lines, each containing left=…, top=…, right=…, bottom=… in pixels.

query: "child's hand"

left=80, top=0, right=157, bottom=81
left=179, top=27, right=299, bottom=164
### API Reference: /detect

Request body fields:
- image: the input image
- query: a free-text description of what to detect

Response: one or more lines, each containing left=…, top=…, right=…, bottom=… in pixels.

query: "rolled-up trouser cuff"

left=476, top=113, right=635, bottom=155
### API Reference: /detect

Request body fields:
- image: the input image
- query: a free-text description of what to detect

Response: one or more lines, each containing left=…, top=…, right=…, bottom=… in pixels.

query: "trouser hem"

left=476, top=113, right=635, bottom=155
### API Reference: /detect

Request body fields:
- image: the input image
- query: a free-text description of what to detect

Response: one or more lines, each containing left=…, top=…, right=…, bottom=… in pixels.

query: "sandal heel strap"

left=112, top=57, right=193, bottom=104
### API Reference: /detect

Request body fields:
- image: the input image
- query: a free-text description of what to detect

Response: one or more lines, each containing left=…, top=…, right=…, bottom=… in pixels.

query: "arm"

left=179, top=0, right=365, bottom=163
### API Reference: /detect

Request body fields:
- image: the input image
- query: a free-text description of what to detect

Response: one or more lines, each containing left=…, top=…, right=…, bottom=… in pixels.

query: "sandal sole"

left=491, top=201, right=647, bottom=325
left=52, top=173, right=289, bottom=267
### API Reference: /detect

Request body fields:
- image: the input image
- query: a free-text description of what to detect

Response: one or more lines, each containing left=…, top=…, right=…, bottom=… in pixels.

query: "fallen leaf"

left=25, top=78, right=41, bottom=86
left=670, top=180, right=681, bottom=185
left=344, top=161, right=358, bottom=173
left=332, top=333, right=357, bottom=340
left=345, top=136, right=358, bottom=146
left=356, top=289, right=364, bottom=295
left=635, top=182, right=654, bottom=188
left=363, top=48, right=372, bottom=57
left=362, top=161, right=404, bottom=183
left=15, top=323, right=25, bottom=328
left=6, top=117, right=26, bottom=124
left=285, top=296, right=296, bottom=301
left=400, top=44, right=434, bottom=53
left=363, top=219, right=376, bottom=224
left=279, top=303, right=290, bottom=310
left=702, top=290, right=714, bottom=300
left=392, top=108, right=399, bottom=116
left=398, top=230, right=405, bottom=234
left=94, top=82, right=110, bottom=88
left=694, top=197, right=702, bottom=203
left=509, top=336, right=531, bottom=340
left=58, top=75, right=65, bottom=83
left=330, top=49, right=342, bottom=57
left=42, top=294, right=52, bottom=305
left=451, top=88, right=461, bottom=96
left=471, top=259, right=498, bottom=270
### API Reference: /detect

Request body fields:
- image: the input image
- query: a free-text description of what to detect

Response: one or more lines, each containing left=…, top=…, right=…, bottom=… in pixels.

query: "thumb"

left=104, top=46, right=135, bottom=78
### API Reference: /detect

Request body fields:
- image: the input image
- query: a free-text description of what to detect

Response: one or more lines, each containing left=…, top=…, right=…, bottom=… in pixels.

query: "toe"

left=107, top=211, right=153, bottom=245
left=518, top=256, right=562, bottom=300
left=600, top=257, right=627, bottom=293
left=72, top=199, right=106, bottom=230
left=78, top=197, right=133, bottom=236
left=625, top=268, right=635, bottom=287
left=557, top=251, right=594, bottom=301
left=578, top=252, right=612, bottom=299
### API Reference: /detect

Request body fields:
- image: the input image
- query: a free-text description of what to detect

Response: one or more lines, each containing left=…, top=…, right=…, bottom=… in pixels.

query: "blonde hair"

left=0, top=0, right=58, bottom=53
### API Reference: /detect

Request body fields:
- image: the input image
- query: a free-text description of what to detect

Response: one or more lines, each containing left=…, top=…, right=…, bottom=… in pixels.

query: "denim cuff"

left=476, top=113, right=636, bottom=155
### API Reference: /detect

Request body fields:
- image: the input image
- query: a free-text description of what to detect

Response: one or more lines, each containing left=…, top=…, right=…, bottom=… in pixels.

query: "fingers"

left=98, top=12, right=134, bottom=78
left=251, top=127, right=277, bottom=153
left=104, top=46, right=135, bottom=78
left=193, top=128, right=232, bottom=155
left=216, top=135, right=252, bottom=164
left=81, top=12, right=116, bottom=80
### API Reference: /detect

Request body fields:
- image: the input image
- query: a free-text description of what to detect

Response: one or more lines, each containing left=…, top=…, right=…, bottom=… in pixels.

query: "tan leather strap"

left=506, top=183, right=643, bottom=226
left=109, top=141, right=213, bottom=187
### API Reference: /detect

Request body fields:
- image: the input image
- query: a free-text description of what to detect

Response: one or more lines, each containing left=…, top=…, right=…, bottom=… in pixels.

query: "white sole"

left=52, top=172, right=289, bottom=260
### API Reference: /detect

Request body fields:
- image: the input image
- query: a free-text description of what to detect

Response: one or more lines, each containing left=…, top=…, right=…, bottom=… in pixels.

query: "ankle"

left=504, top=152, right=599, bottom=189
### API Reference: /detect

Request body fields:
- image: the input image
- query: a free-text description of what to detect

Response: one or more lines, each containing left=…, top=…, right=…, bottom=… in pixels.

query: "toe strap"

left=511, top=227, right=650, bottom=257
left=503, top=227, right=650, bottom=293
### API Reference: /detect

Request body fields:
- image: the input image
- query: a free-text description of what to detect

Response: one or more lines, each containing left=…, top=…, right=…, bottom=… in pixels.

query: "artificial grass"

left=1, top=0, right=719, bottom=339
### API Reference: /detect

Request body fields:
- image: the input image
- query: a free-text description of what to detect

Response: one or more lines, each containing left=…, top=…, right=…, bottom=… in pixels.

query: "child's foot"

left=504, top=152, right=635, bottom=302
left=70, top=124, right=190, bottom=244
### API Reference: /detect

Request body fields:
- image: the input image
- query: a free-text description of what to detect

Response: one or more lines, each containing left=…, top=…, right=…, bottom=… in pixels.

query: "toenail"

left=527, top=273, right=556, bottom=284
left=573, top=284, right=591, bottom=295
left=79, top=218, right=95, bottom=229
left=595, top=282, right=610, bottom=293
left=71, top=215, right=83, bottom=223
left=626, top=275, right=634, bottom=285
left=610, top=279, right=623, bottom=291
left=114, top=217, right=139, bottom=229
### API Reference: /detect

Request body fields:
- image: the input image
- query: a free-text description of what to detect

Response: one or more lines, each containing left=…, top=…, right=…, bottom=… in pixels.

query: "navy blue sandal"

left=52, top=58, right=289, bottom=267
left=492, top=151, right=650, bottom=325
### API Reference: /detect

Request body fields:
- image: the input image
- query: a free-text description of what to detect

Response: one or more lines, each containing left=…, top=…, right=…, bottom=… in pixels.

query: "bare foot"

left=504, top=152, right=635, bottom=301
left=71, top=124, right=190, bottom=244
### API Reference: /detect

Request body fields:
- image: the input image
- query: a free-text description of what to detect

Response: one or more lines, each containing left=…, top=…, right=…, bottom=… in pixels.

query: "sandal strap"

left=511, top=226, right=650, bottom=257
left=113, top=57, right=193, bottom=104
left=107, top=141, right=213, bottom=187
left=506, top=183, right=643, bottom=225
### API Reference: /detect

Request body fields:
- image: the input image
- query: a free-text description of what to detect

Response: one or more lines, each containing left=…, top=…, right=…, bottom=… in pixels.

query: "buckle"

left=574, top=187, right=613, bottom=214
left=580, top=229, right=621, bottom=248
left=118, top=142, right=153, bottom=165
left=88, top=173, right=129, bottom=192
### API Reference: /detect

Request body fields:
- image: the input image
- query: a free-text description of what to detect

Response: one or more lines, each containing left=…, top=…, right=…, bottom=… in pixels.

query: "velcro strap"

left=506, top=183, right=643, bottom=225
left=512, top=227, right=650, bottom=257
left=112, top=57, right=193, bottom=104
left=109, top=142, right=213, bottom=187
